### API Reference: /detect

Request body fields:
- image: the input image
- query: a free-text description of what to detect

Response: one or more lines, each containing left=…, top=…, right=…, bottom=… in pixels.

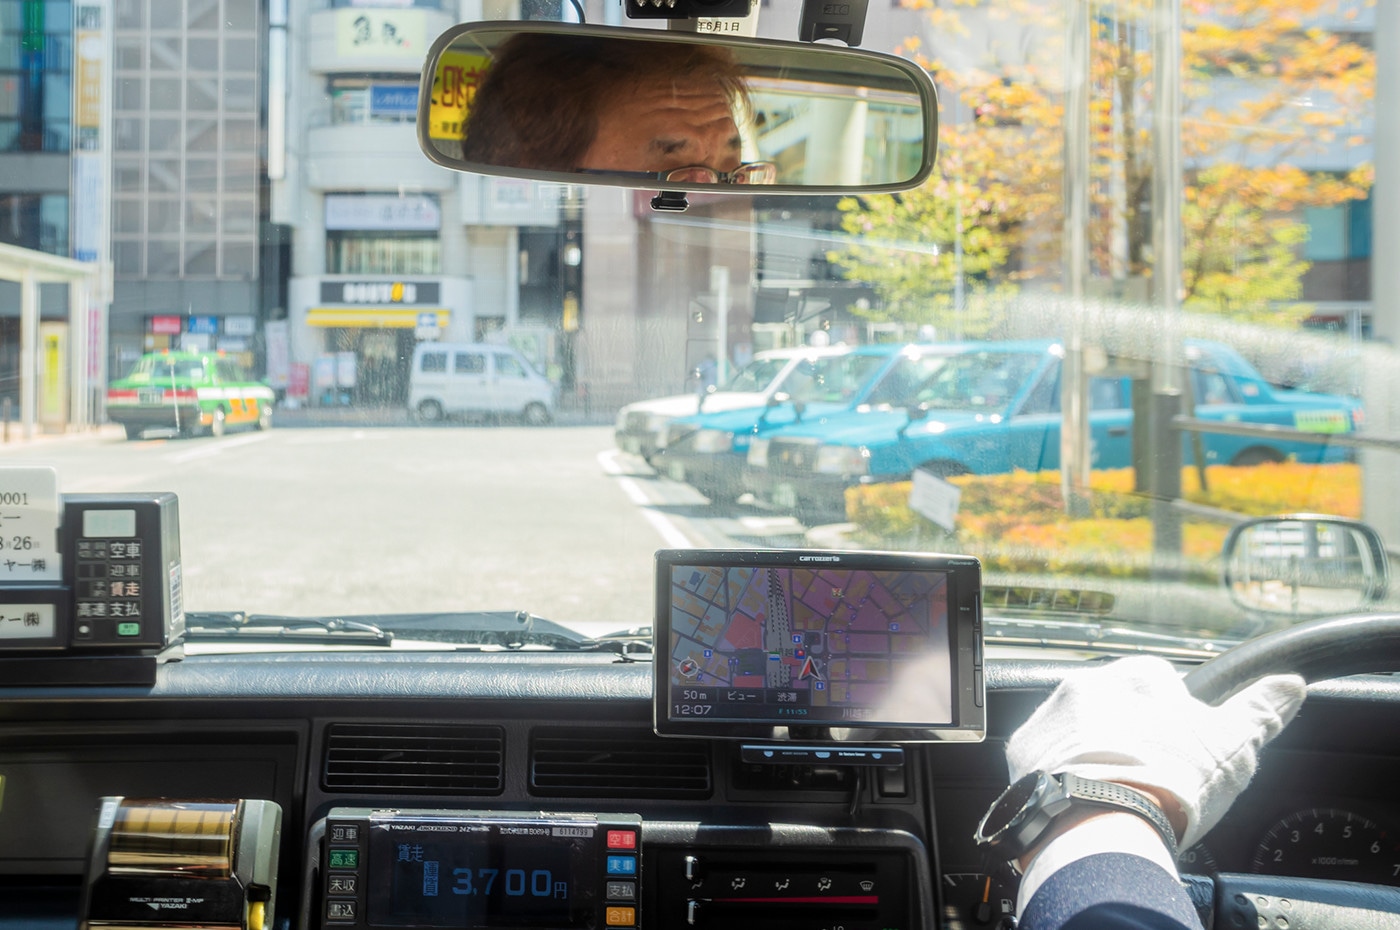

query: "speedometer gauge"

left=1252, top=808, right=1400, bottom=885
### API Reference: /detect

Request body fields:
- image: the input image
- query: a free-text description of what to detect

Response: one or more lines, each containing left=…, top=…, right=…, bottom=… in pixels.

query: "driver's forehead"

left=586, top=80, right=742, bottom=170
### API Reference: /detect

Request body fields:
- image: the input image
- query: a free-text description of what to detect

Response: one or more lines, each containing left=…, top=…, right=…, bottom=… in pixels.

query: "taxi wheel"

left=208, top=407, right=227, bottom=438
left=522, top=402, right=551, bottom=427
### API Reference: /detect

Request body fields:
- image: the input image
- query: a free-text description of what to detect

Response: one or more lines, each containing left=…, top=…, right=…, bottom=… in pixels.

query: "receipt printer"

left=80, top=797, right=281, bottom=930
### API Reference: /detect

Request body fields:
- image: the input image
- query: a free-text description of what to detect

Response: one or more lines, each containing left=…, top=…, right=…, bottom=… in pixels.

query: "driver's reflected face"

left=580, top=83, right=742, bottom=175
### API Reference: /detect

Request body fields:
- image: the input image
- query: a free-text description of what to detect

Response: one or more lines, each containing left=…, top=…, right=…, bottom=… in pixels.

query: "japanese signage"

left=324, top=194, right=440, bottom=231
left=0, top=605, right=56, bottom=641
left=0, top=467, right=62, bottom=583
left=75, top=535, right=145, bottom=627
left=320, top=280, right=440, bottom=305
left=151, top=315, right=182, bottom=335
left=428, top=50, right=491, bottom=142
left=187, top=315, right=218, bottom=335
left=335, top=9, right=425, bottom=60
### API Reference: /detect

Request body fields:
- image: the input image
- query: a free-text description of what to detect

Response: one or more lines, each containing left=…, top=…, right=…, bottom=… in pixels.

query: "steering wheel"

left=1178, top=612, right=1400, bottom=929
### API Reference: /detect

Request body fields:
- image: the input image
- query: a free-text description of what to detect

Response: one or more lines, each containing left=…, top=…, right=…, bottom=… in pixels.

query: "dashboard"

left=1, top=653, right=1399, bottom=929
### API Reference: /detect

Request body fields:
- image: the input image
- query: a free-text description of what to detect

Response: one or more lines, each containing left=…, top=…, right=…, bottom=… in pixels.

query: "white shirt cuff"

left=1016, top=811, right=1181, bottom=915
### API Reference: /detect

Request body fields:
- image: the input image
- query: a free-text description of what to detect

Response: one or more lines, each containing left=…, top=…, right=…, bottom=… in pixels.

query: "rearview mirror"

left=1222, top=515, right=1390, bottom=618
left=418, top=23, right=937, bottom=193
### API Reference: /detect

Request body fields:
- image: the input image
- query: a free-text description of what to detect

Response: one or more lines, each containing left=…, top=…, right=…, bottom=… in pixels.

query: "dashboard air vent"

left=323, top=723, right=504, bottom=794
left=530, top=728, right=712, bottom=799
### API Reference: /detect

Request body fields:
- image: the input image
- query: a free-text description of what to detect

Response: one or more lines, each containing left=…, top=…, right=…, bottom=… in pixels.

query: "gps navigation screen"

left=664, top=561, right=955, bottom=728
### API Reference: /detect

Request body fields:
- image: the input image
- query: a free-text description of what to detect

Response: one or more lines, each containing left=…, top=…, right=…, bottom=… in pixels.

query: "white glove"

left=1005, top=655, right=1306, bottom=850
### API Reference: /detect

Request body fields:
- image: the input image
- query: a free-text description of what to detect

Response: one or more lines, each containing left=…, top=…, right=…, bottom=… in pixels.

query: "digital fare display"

left=367, top=824, right=595, bottom=928
left=667, top=565, right=953, bottom=727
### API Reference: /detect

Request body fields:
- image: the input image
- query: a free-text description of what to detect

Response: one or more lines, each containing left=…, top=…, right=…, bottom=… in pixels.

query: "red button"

left=606, top=830, right=637, bottom=850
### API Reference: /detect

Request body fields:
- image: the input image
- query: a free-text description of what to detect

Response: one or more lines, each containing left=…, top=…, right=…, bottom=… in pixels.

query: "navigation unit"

left=654, top=549, right=985, bottom=742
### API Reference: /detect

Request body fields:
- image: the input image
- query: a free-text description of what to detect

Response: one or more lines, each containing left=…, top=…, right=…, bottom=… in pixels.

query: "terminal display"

left=321, top=810, right=642, bottom=930
left=654, top=550, right=985, bottom=741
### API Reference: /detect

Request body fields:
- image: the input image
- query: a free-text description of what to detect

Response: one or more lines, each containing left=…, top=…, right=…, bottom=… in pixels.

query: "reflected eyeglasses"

left=578, top=162, right=778, bottom=185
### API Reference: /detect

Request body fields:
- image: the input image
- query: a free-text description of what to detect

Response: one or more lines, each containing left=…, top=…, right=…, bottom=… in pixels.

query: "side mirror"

left=1222, top=515, right=1390, bottom=618
left=899, top=403, right=929, bottom=437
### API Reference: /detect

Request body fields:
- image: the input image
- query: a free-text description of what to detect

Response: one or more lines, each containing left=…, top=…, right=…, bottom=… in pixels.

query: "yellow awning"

left=306, top=308, right=451, bottom=328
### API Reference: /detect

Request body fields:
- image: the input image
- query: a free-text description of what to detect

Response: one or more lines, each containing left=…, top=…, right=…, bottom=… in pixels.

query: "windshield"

left=0, top=0, right=1388, bottom=652
left=720, top=357, right=787, bottom=393
left=128, top=357, right=207, bottom=381
left=910, top=351, right=1045, bottom=413
left=788, top=354, right=889, bottom=405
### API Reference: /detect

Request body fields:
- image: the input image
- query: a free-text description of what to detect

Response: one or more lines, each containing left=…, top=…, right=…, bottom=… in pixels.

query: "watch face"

left=977, top=771, right=1043, bottom=844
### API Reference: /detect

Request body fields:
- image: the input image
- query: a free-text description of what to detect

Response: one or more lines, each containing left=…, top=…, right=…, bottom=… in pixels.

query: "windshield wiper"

left=182, top=610, right=654, bottom=656
left=184, top=612, right=395, bottom=645
left=984, top=616, right=1239, bottom=659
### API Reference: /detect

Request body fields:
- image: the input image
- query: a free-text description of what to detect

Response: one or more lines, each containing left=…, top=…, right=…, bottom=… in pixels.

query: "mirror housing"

left=1222, top=515, right=1390, bottom=619
left=418, top=23, right=937, bottom=194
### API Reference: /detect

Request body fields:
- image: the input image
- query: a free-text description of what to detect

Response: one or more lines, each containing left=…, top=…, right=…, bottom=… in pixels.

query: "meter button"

left=606, top=881, right=636, bottom=900
left=605, top=906, right=636, bottom=926
left=327, top=900, right=357, bottom=921
left=328, top=849, right=359, bottom=869
left=327, top=875, right=357, bottom=895
left=606, top=830, right=637, bottom=849
left=329, top=824, right=359, bottom=843
left=606, top=855, right=637, bottom=875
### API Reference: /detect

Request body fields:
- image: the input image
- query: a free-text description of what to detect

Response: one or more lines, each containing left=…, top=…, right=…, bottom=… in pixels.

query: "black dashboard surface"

left=1, top=653, right=1399, bottom=928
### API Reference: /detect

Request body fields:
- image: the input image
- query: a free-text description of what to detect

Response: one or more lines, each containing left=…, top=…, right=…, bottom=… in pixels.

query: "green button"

left=117, top=622, right=141, bottom=636
left=329, top=849, right=359, bottom=869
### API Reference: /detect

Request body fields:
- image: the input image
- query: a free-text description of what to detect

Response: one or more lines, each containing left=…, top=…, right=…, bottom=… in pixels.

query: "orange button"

left=606, top=906, right=636, bottom=926
left=606, top=830, right=637, bottom=849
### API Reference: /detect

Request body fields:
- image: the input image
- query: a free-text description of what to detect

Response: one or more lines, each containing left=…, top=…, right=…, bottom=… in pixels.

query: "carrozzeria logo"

left=798, top=556, right=842, bottom=562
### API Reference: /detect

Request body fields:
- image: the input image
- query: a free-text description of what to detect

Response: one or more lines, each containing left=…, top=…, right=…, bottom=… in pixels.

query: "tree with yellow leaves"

left=830, top=0, right=1374, bottom=332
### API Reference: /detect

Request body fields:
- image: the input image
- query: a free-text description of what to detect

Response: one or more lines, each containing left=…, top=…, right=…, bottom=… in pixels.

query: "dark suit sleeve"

left=1019, top=852, right=1205, bottom=930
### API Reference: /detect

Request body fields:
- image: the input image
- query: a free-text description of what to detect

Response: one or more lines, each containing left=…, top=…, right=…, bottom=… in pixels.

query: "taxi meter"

left=0, top=467, right=184, bottom=685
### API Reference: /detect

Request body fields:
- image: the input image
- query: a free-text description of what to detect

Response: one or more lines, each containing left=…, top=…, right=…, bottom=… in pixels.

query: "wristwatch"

left=974, top=771, right=1179, bottom=865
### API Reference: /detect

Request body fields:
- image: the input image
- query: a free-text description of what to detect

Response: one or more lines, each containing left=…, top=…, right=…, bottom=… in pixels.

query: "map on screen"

left=667, top=565, right=952, bottom=726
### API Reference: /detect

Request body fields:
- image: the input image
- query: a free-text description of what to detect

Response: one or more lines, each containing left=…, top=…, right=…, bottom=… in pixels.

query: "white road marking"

left=597, top=449, right=694, bottom=548
left=167, top=431, right=272, bottom=464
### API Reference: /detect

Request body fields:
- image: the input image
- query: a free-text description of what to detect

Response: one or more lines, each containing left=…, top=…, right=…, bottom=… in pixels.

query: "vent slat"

left=323, top=724, right=504, bottom=795
left=529, top=728, right=711, bottom=799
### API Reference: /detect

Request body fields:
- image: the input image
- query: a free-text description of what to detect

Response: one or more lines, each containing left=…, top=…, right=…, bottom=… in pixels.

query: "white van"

left=408, top=342, right=555, bottom=425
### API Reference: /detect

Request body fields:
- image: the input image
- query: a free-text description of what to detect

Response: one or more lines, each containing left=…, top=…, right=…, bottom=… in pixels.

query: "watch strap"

left=1058, top=773, right=1180, bottom=862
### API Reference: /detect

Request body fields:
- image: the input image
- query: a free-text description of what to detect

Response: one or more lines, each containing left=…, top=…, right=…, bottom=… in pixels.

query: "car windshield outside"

left=0, top=0, right=1390, bottom=654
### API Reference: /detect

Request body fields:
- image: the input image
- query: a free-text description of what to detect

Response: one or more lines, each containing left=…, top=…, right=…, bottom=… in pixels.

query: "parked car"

left=408, top=342, right=555, bottom=425
left=745, top=339, right=1364, bottom=522
left=107, top=350, right=275, bottom=440
left=656, top=343, right=954, bottom=503
left=613, top=345, right=848, bottom=462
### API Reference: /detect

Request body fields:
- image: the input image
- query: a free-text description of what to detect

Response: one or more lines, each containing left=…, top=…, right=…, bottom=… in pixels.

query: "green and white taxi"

left=107, top=351, right=275, bottom=440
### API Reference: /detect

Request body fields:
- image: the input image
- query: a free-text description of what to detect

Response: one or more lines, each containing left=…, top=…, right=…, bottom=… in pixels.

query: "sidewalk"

left=0, top=423, right=125, bottom=448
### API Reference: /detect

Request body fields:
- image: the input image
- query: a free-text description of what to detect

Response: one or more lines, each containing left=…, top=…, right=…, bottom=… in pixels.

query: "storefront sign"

left=151, top=315, right=182, bottom=335
left=187, top=315, right=218, bottom=335
left=370, top=84, right=418, bottom=116
left=224, top=315, right=256, bottom=336
left=320, top=280, right=440, bottom=305
left=428, top=50, right=490, bottom=142
left=265, top=321, right=290, bottom=389
left=324, top=193, right=440, bottom=231
left=335, top=8, right=425, bottom=60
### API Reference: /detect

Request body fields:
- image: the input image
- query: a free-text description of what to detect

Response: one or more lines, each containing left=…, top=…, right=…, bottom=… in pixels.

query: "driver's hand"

left=1006, top=655, right=1306, bottom=850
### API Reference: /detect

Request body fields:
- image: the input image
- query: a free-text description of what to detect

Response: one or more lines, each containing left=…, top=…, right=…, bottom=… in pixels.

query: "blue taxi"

left=744, top=339, right=1362, bottom=522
